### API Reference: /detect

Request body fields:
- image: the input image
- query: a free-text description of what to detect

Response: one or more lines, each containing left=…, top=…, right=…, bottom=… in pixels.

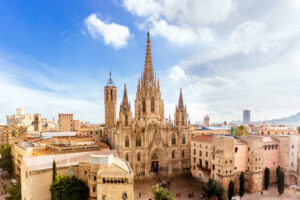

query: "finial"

left=107, top=69, right=114, bottom=86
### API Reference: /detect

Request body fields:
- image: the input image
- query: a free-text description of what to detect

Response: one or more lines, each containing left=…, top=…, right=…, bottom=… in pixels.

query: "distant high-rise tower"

left=104, top=71, right=117, bottom=128
left=204, top=115, right=210, bottom=126
left=243, top=110, right=251, bottom=124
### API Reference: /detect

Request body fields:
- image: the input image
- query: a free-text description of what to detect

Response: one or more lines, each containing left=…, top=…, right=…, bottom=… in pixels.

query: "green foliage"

left=276, top=166, right=281, bottom=183
left=0, top=145, right=13, bottom=174
left=277, top=170, right=284, bottom=195
left=264, top=167, right=270, bottom=190
left=239, top=172, right=245, bottom=197
left=52, top=160, right=57, bottom=183
left=50, top=175, right=89, bottom=200
left=228, top=181, right=235, bottom=200
left=152, top=184, right=173, bottom=200
left=235, top=125, right=249, bottom=136
left=202, top=179, right=225, bottom=200
left=5, top=180, right=21, bottom=200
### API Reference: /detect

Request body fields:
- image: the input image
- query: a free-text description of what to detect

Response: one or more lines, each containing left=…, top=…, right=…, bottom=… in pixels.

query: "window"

left=151, top=97, right=155, bottom=113
left=172, top=150, right=175, bottom=158
left=200, top=159, right=202, bottom=167
left=193, top=157, right=196, bottom=162
left=94, top=176, right=97, bottom=181
left=212, top=165, right=215, bottom=170
left=172, top=134, right=176, bottom=144
left=126, top=154, right=129, bottom=161
left=136, top=135, right=141, bottom=147
left=205, top=161, right=208, bottom=168
left=137, top=153, right=140, bottom=161
left=206, top=152, right=208, bottom=157
left=182, top=116, right=185, bottom=126
left=142, top=98, right=146, bottom=113
left=125, top=136, right=129, bottom=147
left=182, top=135, right=186, bottom=144
left=125, top=115, right=128, bottom=126
left=194, top=149, right=196, bottom=155
left=248, top=147, right=250, bottom=151
left=235, top=147, right=238, bottom=153
left=200, top=151, right=202, bottom=156
left=93, top=186, right=96, bottom=193
left=182, top=150, right=185, bottom=158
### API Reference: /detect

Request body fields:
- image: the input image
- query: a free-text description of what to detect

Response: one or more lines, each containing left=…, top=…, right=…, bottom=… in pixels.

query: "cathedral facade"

left=105, top=32, right=191, bottom=177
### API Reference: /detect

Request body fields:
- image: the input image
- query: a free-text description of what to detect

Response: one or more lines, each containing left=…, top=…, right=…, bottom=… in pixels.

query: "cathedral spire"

left=178, top=88, right=184, bottom=110
left=142, top=31, right=155, bottom=88
left=107, top=70, right=114, bottom=86
left=121, top=84, right=130, bottom=111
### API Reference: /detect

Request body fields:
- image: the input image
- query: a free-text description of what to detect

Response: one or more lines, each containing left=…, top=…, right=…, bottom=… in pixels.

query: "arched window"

left=172, top=133, right=176, bottom=144
left=142, top=98, right=146, bottom=113
left=151, top=97, right=155, bottom=113
left=110, top=90, right=113, bottom=101
left=125, top=153, right=129, bottom=161
left=125, top=136, right=129, bottom=147
left=136, top=135, right=141, bottom=147
left=172, top=150, right=175, bottom=158
left=182, top=135, right=185, bottom=144
left=182, top=116, right=185, bottom=125
left=137, top=153, right=140, bottom=161
left=106, top=90, right=108, bottom=101
left=125, top=115, right=128, bottom=126
left=182, top=150, right=185, bottom=158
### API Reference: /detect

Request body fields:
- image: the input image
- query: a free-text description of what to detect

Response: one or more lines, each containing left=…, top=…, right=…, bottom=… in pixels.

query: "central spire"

left=142, top=31, right=155, bottom=88
left=178, top=88, right=184, bottom=110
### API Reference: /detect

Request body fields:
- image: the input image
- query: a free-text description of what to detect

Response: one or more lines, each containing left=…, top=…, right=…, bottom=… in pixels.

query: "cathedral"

left=105, top=32, right=191, bottom=177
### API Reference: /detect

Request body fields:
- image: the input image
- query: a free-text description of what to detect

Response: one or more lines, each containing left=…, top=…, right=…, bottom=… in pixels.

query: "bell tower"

left=104, top=71, right=117, bottom=128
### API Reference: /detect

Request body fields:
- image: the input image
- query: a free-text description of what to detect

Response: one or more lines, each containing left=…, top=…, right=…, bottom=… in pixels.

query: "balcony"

left=197, top=164, right=211, bottom=172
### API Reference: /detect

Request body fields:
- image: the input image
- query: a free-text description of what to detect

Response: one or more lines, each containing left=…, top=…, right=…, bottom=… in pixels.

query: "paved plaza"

left=134, top=173, right=203, bottom=200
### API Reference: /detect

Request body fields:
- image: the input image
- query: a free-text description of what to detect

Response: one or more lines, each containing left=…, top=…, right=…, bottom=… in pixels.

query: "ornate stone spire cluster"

left=120, top=84, right=130, bottom=111
left=137, top=31, right=160, bottom=95
left=176, top=88, right=186, bottom=112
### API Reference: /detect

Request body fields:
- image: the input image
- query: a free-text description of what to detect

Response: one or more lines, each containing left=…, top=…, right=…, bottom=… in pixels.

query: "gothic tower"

left=135, top=31, right=164, bottom=124
left=119, top=84, right=132, bottom=127
left=204, top=115, right=210, bottom=126
left=104, top=71, right=117, bottom=128
left=174, top=88, right=188, bottom=128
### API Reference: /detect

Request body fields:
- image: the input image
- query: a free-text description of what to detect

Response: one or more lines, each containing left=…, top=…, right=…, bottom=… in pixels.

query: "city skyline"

left=1, top=0, right=300, bottom=123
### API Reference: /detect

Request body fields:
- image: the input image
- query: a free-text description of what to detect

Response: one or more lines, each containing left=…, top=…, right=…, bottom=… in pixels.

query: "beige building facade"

left=105, top=32, right=191, bottom=177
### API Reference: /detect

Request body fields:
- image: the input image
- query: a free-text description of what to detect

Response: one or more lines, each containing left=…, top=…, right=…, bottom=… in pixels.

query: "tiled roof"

left=192, top=135, right=212, bottom=142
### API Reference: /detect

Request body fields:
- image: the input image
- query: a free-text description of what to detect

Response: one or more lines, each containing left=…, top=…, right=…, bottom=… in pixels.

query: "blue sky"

left=1, top=0, right=300, bottom=123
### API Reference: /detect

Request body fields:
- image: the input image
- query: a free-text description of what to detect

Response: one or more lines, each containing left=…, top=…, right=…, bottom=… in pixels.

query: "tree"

left=52, top=160, right=57, bottom=183
left=228, top=181, right=235, bottom=200
left=50, top=175, right=89, bottom=200
left=235, top=125, right=249, bottom=136
left=152, top=184, right=173, bottom=200
left=277, top=170, right=284, bottom=195
left=276, top=166, right=281, bottom=183
left=264, top=167, right=270, bottom=190
left=5, top=180, right=21, bottom=200
left=0, top=145, right=13, bottom=174
left=202, top=179, right=225, bottom=200
left=239, top=172, right=245, bottom=197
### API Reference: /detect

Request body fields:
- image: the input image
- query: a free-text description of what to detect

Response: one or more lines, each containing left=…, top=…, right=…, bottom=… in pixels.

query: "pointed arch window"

left=136, top=135, right=141, bottom=147
left=151, top=97, right=155, bottom=113
left=142, top=98, right=146, bottom=113
left=110, top=90, right=113, bottom=101
left=172, top=150, right=175, bottom=159
left=172, top=133, right=176, bottom=145
left=125, top=115, right=128, bottom=126
left=137, top=152, right=140, bottom=161
left=182, top=135, right=186, bottom=144
left=125, top=136, right=129, bottom=147
left=182, top=149, right=185, bottom=158
left=125, top=153, right=129, bottom=161
left=182, top=116, right=185, bottom=125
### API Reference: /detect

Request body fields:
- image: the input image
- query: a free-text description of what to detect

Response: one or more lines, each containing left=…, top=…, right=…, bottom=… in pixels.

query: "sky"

left=1, top=0, right=300, bottom=124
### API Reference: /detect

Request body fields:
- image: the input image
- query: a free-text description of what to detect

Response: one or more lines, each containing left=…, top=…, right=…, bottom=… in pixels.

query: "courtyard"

left=134, top=173, right=299, bottom=200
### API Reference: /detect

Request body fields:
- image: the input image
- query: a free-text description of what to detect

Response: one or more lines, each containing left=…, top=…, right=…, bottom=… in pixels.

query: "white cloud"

left=123, top=0, right=226, bottom=45
left=84, top=13, right=130, bottom=49
left=169, top=65, right=186, bottom=81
